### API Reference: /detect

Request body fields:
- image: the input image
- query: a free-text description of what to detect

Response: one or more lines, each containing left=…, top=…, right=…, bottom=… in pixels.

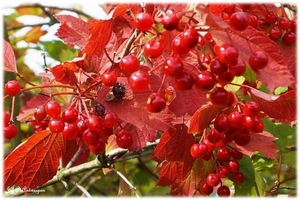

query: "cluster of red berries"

left=3, top=80, right=22, bottom=139
left=31, top=100, right=133, bottom=154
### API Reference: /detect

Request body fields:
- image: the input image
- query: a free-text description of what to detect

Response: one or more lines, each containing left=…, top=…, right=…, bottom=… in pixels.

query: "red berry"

left=45, top=100, right=61, bottom=118
left=180, top=28, right=199, bottom=48
left=231, top=171, right=245, bottom=184
left=62, top=123, right=78, bottom=140
left=89, top=139, right=106, bottom=155
left=143, top=40, right=163, bottom=58
left=129, top=70, right=150, bottom=92
left=34, top=106, right=47, bottom=122
left=102, top=110, right=118, bottom=128
left=217, top=185, right=231, bottom=197
left=194, top=71, right=216, bottom=91
left=206, top=173, right=221, bottom=187
left=98, top=126, right=114, bottom=137
left=210, top=58, right=227, bottom=76
left=283, top=31, right=296, bottom=45
left=234, top=132, right=251, bottom=146
left=3, top=112, right=10, bottom=127
left=119, top=55, right=140, bottom=76
left=265, top=11, right=278, bottom=24
left=216, top=165, right=230, bottom=178
left=249, top=51, right=268, bottom=70
left=190, top=143, right=208, bottom=158
left=216, top=44, right=239, bottom=65
left=116, top=130, right=133, bottom=149
left=171, top=34, right=190, bottom=55
left=172, top=71, right=194, bottom=91
left=278, top=17, right=291, bottom=30
left=203, top=139, right=216, bottom=152
left=146, top=92, right=166, bottom=113
left=228, top=111, right=245, bottom=128
left=269, top=26, right=282, bottom=40
left=135, top=12, right=153, bottom=31
left=247, top=14, right=258, bottom=28
left=231, top=149, right=243, bottom=160
left=48, top=118, right=65, bottom=133
left=244, top=116, right=261, bottom=132
left=163, top=56, right=184, bottom=77
left=227, top=160, right=240, bottom=172
left=216, top=71, right=235, bottom=86
left=214, top=115, right=229, bottom=133
left=5, top=80, right=21, bottom=96
left=86, top=114, right=103, bottom=134
left=4, top=124, right=18, bottom=139
left=199, top=181, right=213, bottom=196
left=217, top=146, right=231, bottom=162
left=102, top=71, right=117, bottom=87
left=82, top=129, right=99, bottom=145
left=230, top=11, right=249, bottom=31
left=207, top=128, right=221, bottom=144
left=223, top=4, right=236, bottom=14
left=209, top=87, right=228, bottom=106
left=228, top=58, right=246, bottom=76
left=244, top=101, right=259, bottom=117
left=62, top=107, right=79, bottom=123
left=76, top=119, right=87, bottom=136
left=161, top=10, right=180, bottom=30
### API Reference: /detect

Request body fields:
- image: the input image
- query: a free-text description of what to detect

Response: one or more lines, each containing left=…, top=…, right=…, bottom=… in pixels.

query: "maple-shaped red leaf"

left=4, top=130, right=66, bottom=190
left=188, top=103, right=225, bottom=134
left=249, top=89, right=296, bottom=124
left=3, top=40, right=18, bottom=73
left=170, top=158, right=214, bottom=196
left=17, top=94, right=50, bottom=122
left=55, top=15, right=89, bottom=49
left=49, top=62, right=79, bottom=85
left=62, top=139, right=90, bottom=167
left=230, top=131, right=278, bottom=159
left=151, top=124, right=196, bottom=186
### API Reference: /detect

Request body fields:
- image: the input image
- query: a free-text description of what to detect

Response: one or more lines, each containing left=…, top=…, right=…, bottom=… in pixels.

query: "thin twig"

left=110, top=167, right=139, bottom=198
left=68, top=179, right=92, bottom=198
left=66, top=148, right=83, bottom=169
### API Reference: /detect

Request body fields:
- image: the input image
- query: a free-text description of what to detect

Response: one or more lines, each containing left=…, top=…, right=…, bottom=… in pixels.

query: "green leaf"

left=252, top=171, right=266, bottom=196
left=282, top=151, right=296, bottom=168
left=38, top=41, right=73, bottom=61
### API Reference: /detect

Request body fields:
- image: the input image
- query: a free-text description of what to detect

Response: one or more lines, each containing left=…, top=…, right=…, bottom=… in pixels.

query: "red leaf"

left=230, top=131, right=278, bottom=159
left=83, top=19, right=112, bottom=57
left=188, top=103, right=224, bottom=134
left=62, top=139, right=90, bottom=167
left=49, top=62, right=78, bottom=85
left=151, top=125, right=196, bottom=186
left=55, top=15, right=89, bottom=49
left=4, top=130, right=66, bottom=190
left=170, top=158, right=214, bottom=196
left=3, top=40, right=17, bottom=73
left=249, top=89, right=296, bottom=124
left=17, top=94, right=50, bottom=122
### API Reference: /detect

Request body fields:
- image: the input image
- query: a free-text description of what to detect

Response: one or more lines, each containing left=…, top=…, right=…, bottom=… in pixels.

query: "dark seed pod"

left=93, top=103, right=106, bottom=117
left=112, top=82, right=126, bottom=99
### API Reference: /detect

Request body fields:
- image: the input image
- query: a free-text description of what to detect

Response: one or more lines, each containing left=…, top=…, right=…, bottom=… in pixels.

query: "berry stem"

left=10, top=96, right=16, bottom=122
left=20, top=84, right=77, bottom=93
left=16, top=73, right=37, bottom=86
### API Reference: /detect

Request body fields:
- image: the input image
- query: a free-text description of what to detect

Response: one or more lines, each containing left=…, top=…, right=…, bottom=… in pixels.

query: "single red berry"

left=228, top=111, right=245, bottom=128
left=231, top=149, right=243, bottom=160
left=163, top=56, right=184, bottom=77
left=89, top=139, right=106, bottom=155
left=199, top=181, right=213, bottom=196
left=231, top=171, right=245, bottom=184
left=172, top=71, right=194, bottom=91
left=210, top=58, right=227, bottom=76
left=135, top=12, right=153, bottom=31
left=82, top=129, right=99, bottom=145
left=269, top=26, right=282, bottom=40
left=45, top=100, right=61, bottom=118
left=248, top=51, right=268, bottom=70
left=119, top=55, right=140, bottom=76
left=180, top=28, right=199, bottom=48
left=98, top=126, right=114, bottom=137
left=247, top=14, right=258, bottom=28
left=206, top=173, right=221, bottom=187
left=62, top=107, right=79, bottom=123
left=5, top=80, right=21, bottom=96
left=129, top=70, right=150, bottom=92
left=234, top=132, right=251, bottom=146
left=102, top=110, right=118, bottom=128
left=209, top=87, right=228, bottom=106
left=102, top=71, right=117, bottom=87
left=194, top=71, right=216, bottom=91
left=48, top=118, right=65, bottom=134
left=86, top=114, right=103, bottom=134
left=227, top=159, right=240, bottom=172
left=216, top=165, right=230, bottom=178
left=290, top=19, right=296, bottom=32
left=76, top=119, right=87, bottom=136
left=4, top=124, right=18, bottom=139
left=203, top=139, right=216, bottom=152
left=190, top=143, right=208, bottom=158
left=217, top=146, right=232, bottom=162
left=171, top=34, right=190, bottom=55
left=143, top=40, right=163, bottom=58
left=216, top=44, right=239, bottom=65
left=146, top=92, right=166, bottom=113
left=244, top=116, right=260, bottom=132
left=283, top=31, right=296, bottom=45
left=161, top=10, right=180, bottom=30
left=278, top=17, right=291, bottom=30
left=230, top=11, right=249, bottom=31
left=265, top=11, right=278, bottom=24
left=214, top=115, right=229, bottom=133
left=228, top=58, right=246, bottom=76
left=116, top=130, right=133, bottom=149
left=34, top=106, right=47, bottom=122
left=4, top=112, right=11, bottom=127
left=217, top=185, right=231, bottom=197
left=244, top=101, right=259, bottom=117
left=207, top=128, right=221, bottom=144
left=62, top=123, right=78, bottom=140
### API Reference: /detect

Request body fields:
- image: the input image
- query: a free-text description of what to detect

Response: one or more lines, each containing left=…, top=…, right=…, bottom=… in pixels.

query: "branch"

left=3, top=140, right=160, bottom=197
left=68, top=179, right=92, bottom=198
